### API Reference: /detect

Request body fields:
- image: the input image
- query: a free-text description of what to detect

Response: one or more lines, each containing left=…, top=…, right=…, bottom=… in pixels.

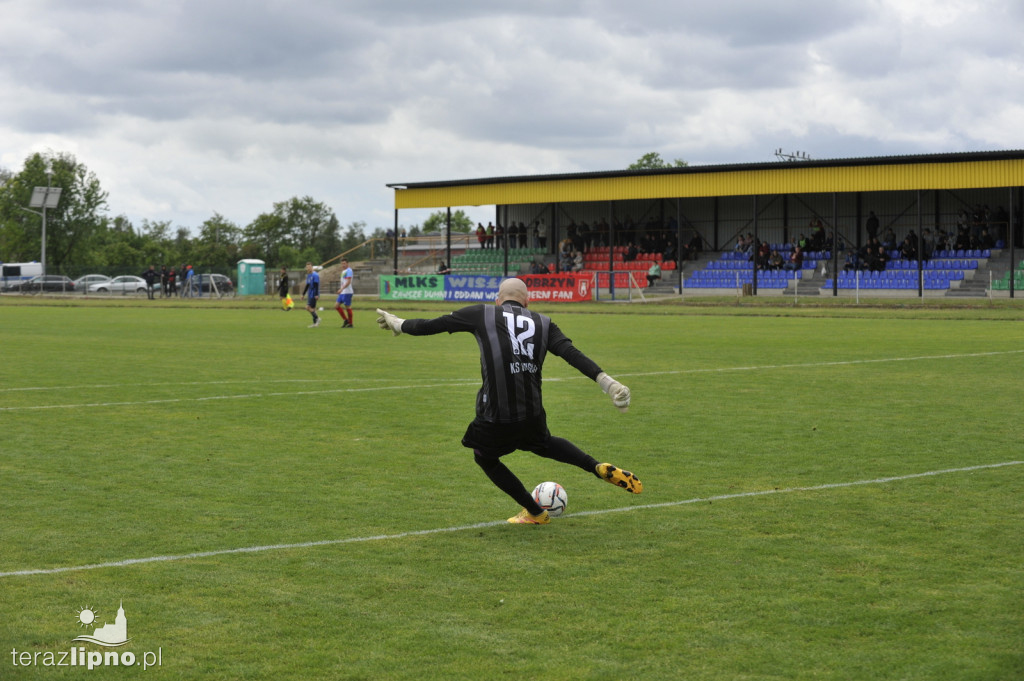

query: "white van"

left=1, top=262, right=44, bottom=286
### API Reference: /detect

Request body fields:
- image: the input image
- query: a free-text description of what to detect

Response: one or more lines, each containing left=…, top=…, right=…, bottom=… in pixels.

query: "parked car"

left=73, top=274, right=112, bottom=291
left=157, top=273, right=235, bottom=296
left=3, top=274, right=75, bottom=293
left=88, top=275, right=148, bottom=294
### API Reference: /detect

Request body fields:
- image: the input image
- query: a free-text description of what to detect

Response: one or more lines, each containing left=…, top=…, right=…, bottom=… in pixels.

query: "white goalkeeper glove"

left=375, top=308, right=405, bottom=336
left=596, top=371, right=631, bottom=413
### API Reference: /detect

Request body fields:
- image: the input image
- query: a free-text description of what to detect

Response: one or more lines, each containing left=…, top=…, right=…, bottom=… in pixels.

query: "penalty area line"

left=1, top=461, right=1020, bottom=579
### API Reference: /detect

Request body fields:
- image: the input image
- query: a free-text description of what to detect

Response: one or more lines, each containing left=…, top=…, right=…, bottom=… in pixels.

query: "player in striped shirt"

left=375, top=278, right=641, bottom=524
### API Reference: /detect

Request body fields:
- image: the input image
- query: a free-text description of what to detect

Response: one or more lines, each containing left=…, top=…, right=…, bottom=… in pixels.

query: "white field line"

left=2, top=349, right=1022, bottom=412
left=1, top=461, right=1019, bottom=580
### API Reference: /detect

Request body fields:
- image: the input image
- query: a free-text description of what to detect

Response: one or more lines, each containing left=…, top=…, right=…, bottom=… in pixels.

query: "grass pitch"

left=1, top=296, right=1022, bottom=680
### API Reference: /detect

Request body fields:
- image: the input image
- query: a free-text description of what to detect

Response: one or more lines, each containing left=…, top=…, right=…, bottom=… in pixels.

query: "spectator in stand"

left=578, top=221, right=591, bottom=251
left=646, top=261, right=662, bottom=287
left=992, top=206, right=1009, bottom=243
left=872, top=246, right=889, bottom=272
left=935, top=229, right=950, bottom=253
left=437, top=261, right=452, bottom=275
left=920, top=229, right=935, bottom=261
left=881, top=228, right=897, bottom=251
left=624, top=242, right=638, bottom=262
left=784, top=246, right=804, bottom=271
left=734, top=234, right=748, bottom=253
left=571, top=250, right=584, bottom=272
left=954, top=226, right=971, bottom=250
left=486, top=222, right=495, bottom=249
left=530, top=259, right=546, bottom=275
left=899, top=235, right=918, bottom=261
left=688, top=232, right=702, bottom=260
left=843, top=249, right=860, bottom=272
left=559, top=238, right=573, bottom=272
left=978, top=228, right=995, bottom=249
left=768, top=249, right=785, bottom=270
left=755, top=240, right=771, bottom=269
left=663, top=238, right=676, bottom=263
left=476, top=223, right=487, bottom=249
left=809, top=218, right=826, bottom=251
left=866, top=211, right=880, bottom=240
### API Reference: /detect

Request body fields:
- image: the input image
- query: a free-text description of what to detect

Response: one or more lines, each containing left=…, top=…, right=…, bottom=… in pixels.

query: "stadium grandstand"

left=387, top=150, right=1024, bottom=297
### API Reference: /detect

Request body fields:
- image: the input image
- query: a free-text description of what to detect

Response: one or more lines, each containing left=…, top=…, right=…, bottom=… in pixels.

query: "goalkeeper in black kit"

left=375, top=278, right=642, bottom=525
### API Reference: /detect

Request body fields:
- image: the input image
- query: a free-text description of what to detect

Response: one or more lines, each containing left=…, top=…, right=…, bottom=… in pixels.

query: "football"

left=532, top=481, right=568, bottom=517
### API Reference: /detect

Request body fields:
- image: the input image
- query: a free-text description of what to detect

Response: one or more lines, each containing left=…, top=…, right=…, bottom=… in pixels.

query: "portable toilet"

left=236, top=259, right=266, bottom=296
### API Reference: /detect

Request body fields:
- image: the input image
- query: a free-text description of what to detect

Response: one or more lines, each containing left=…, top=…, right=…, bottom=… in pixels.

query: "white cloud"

left=1, top=0, right=1023, bottom=234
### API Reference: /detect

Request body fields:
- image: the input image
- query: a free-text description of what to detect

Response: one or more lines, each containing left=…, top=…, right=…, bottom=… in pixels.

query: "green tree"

left=242, top=212, right=288, bottom=264
left=192, top=213, right=242, bottom=271
left=421, top=209, right=474, bottom=233
left=628, top=152, right=688, bottom=170
left=0, top=151, right=109, bottom=272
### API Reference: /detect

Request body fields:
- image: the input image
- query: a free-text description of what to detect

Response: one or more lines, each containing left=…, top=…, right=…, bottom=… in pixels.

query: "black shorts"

left=462, top=414, right=551, bottom=458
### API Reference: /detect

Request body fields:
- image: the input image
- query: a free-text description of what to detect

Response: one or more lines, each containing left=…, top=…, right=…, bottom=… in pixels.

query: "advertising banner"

left=519, top=273, right=592, bottom=302
left=379, top=275, right=445, bottom=300
left=442, top=275, right=503, bottom=302
left=378, top=273, right=593, bottom=303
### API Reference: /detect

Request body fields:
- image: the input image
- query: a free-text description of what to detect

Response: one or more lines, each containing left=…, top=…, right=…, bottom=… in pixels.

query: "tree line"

left=0, top=151, right=474, bottom=277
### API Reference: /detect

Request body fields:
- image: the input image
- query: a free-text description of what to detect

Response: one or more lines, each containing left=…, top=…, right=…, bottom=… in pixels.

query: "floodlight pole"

left=21, top=175, right=62, bottom=275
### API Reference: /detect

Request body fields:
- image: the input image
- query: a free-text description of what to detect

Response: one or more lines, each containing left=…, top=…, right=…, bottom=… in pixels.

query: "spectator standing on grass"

left=184, top=265, right=195, bottom=298
left=160, top=266, right=169, bottom=297
left=166, top=267, right=177, bottom=297
left=142, top=265, right=158, bottom=299
left=373, top=277, right=642, bottom=525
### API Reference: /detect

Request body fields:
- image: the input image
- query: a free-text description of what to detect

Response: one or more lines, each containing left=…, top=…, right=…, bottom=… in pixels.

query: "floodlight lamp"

left=28, top=186, right=61, bottom=209
left=44, top=187, right=62, bottom=209
left=29, top=187, right=47, bottom=209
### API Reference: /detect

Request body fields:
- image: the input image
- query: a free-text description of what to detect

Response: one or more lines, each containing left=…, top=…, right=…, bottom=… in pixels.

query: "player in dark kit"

left=375, top=278, right=642, bottom=525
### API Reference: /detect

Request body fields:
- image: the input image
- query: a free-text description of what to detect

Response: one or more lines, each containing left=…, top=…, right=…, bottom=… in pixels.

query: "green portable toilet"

left=237, top=259, right=266, bottom=296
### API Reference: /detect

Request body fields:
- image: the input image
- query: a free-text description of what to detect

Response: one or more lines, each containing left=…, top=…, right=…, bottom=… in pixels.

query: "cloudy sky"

left=3, top=0, right=1023, bottom=234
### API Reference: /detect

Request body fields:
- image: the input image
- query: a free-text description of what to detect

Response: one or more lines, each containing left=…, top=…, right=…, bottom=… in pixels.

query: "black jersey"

left=403, top=301, right=603, bottom=423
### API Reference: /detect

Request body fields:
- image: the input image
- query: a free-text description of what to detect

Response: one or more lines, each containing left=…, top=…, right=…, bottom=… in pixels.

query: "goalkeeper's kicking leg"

left=534, top=436, right=644, bottom=495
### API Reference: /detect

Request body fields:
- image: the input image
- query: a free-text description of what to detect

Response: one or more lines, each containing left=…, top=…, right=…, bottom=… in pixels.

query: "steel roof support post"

left=752, top=195, right=759, bottom=296
left=855, top=192, right=863, bottom=253
left=608, top=201, right=616, bottom=299
left=831, top=193, right=839, bottom=297
left=713, top=197, right=720, bottom=251
left=502, top=205, right=509, bottom=277
left=833, top=192, right=840, bottom=296
left=393, top=209, right=399, bottom=274
left=917, top=190, right=924, bottom=299
left=677, top=197, right=683, bottom=295
left=1010, top=188, right=1017, bottom=299
left=446, top=207, right=452, bottom=273
left=782, top=194, right=789, bottom=247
